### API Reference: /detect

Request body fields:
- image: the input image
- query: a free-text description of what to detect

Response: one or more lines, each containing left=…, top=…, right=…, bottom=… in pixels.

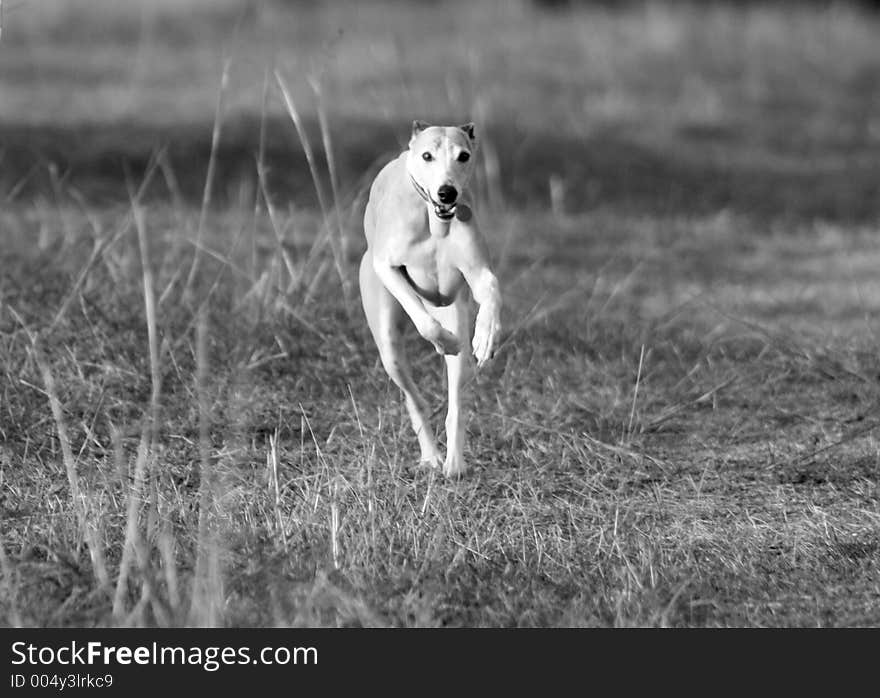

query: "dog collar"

left=410, top=173, right=456, bottom=221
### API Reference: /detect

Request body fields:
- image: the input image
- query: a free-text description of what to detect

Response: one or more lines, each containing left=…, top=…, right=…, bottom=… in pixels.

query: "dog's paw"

left=419, top=319, right=461, bottom=355
left=443, top=452, right=469, bottom=478
left=472, top=306, right=500, bottom=367
left=433, top=328, right=461, bottom=356
left=419, top=452, right=443, bottom=470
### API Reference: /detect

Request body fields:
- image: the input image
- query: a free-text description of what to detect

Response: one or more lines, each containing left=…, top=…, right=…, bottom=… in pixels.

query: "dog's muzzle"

left=411, top=174, right=457, bottom=221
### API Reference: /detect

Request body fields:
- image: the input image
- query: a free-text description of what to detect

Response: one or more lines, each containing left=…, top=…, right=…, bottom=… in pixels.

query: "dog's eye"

left=457, top=152, right=471, bottom=163
left=422, top=152, right=433, bottom=162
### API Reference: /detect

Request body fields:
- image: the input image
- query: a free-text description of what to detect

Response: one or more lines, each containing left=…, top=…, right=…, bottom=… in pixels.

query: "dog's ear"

left=458, top=122, right=476, bottom=141
left=412, top=120, right=431, bottom=137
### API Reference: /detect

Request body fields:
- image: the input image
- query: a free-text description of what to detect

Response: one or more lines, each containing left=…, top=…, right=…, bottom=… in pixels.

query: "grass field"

left=1, top=0, right=880, bottom=626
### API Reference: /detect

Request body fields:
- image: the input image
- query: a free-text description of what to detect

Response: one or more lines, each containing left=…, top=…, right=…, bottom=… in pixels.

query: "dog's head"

left=406, top=121, right=477, bottom=221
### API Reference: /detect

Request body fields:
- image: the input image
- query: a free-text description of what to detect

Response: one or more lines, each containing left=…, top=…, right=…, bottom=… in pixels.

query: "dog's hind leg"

left=427, top=293, right=473, bottom=477
left=359, top=251, right=442, bottom=468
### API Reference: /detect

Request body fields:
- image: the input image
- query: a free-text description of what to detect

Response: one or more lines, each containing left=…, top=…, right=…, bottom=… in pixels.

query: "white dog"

left=359, top=120, right=502, bottom=477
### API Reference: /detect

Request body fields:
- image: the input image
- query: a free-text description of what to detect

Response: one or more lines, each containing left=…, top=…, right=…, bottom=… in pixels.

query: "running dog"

left=359, top=120, right=502, bottom=477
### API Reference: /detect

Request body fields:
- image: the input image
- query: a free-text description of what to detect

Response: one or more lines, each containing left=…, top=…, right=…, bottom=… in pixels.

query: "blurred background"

left=2, top=0, right=878, bottom=218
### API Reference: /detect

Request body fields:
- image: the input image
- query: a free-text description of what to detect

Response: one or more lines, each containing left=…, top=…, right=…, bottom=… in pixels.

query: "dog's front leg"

left=468, top=268, right=502, bottom=367
left=372, top=259, right=462, bottom=355
left=427, top=297, right=473, bottom=477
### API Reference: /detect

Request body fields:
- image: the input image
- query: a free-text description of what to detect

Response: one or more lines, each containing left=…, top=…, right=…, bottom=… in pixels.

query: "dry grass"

left=0, top=0, right=879, bottom=627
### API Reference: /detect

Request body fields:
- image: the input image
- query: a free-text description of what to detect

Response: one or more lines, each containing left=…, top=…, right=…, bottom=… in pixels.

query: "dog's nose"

left=437, top=185, right=458, bottom=204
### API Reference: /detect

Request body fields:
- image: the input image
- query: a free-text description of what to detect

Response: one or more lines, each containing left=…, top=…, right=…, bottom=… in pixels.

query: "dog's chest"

left=397, top=235, right=464, bottom=305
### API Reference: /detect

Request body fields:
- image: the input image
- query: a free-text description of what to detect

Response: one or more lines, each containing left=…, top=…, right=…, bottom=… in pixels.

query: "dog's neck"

left=427, top=211, right=452, bottom=238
